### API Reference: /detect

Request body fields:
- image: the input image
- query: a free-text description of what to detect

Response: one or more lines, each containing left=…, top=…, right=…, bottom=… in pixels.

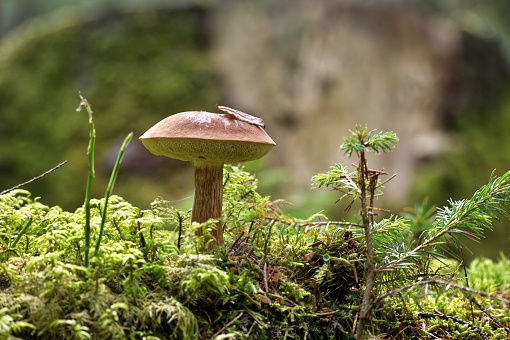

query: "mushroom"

left=139, top=107, right=275, bottom=249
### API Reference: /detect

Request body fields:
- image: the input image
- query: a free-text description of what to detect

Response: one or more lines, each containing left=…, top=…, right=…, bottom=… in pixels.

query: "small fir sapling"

left=313, top=125, right=398, bottom=340
left=313, top=125, right=510, bottom=339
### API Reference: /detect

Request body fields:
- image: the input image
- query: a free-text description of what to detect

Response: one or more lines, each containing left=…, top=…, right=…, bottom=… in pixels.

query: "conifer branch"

left=382, top=170, right=510, bottom=271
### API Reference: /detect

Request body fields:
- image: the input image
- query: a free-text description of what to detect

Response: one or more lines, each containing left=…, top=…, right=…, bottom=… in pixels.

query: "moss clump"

left=3, top=123, right=510, bottom=338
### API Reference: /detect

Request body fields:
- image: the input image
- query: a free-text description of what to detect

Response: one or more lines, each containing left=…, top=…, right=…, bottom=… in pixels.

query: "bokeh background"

left=1, top=0, right=510, bottom=261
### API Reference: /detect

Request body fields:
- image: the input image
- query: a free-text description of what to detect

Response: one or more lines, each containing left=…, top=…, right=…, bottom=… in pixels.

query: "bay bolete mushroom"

left=139, top=106, right=275, bottom=249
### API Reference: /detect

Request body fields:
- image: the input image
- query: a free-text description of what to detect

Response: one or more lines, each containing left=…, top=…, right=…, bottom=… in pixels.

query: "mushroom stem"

left=192, top=162, right=224, bottom=249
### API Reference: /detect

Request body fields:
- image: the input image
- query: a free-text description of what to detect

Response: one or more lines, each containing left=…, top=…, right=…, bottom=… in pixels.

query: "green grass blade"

left=10, top=218, right=32, bottom=248
left=94, top=132, right=133, bottom=256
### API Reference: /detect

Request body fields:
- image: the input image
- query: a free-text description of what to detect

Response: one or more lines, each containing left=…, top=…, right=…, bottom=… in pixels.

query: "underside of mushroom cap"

left=141, top=137, right=275, bottom=163
left=140, top=111, right=276, bottom=163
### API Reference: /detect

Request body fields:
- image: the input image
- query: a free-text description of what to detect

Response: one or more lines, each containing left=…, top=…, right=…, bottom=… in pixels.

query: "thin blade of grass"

left=10, top=218, right=32, bottom=248
left=94, top=132, right=133, bottom=256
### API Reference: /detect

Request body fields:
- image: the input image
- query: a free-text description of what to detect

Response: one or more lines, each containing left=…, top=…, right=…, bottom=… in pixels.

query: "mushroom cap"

left=139, top=111, right=276, bottom=164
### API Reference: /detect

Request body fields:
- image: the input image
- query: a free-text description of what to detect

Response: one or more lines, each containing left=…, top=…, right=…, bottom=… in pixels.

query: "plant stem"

left=78, top=94, right=95, bottom=267
left=262, top=219, right=275, bottom=269
left=176, top=210, right=184, bottom=250
left=356, top=150, right=375, bottom=340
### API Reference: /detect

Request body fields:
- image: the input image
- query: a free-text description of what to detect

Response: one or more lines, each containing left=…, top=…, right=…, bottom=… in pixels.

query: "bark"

left=192, top=162, right=224, bottom=249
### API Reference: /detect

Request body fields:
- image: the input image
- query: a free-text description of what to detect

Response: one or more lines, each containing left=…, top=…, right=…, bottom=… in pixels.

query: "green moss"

left=3, top=115, right=510, bottom=339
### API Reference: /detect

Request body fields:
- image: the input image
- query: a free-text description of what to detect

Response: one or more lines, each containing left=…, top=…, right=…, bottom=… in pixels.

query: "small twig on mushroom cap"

left=216, top=104, right=266, bottom=129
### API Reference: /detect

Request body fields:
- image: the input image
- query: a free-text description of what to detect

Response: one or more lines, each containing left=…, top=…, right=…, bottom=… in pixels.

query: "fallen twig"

left=0, top=160, right=67, bottom=195
left=263, top=262, right=269, bottom=293
left=468, top=295, right=510, bottom=334
left=316, top=309, right=339, bottom=317
left=245, top=309, right=269, bottom=329
left=231, top=286, right=261, bottom=307
left=211, top=312, right=243, bottom=338
left=369, top=279, right=509, bottom=316
left=418, top=310, right=489, bottom=340
left=391, top=279, right=505, bottom=304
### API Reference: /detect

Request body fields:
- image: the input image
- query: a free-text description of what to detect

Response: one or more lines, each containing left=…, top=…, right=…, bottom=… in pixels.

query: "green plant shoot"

left=95, top=132, right=133, bottom=256
left=77, top=93, right=95, bottom=267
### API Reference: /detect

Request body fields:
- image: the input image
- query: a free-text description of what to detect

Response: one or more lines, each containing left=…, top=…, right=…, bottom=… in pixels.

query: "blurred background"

left=1, top=0, right=510, bottom=261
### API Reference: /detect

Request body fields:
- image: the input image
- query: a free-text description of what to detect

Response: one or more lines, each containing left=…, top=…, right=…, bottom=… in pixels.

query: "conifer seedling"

left=313, top=125, right=398, bottom=339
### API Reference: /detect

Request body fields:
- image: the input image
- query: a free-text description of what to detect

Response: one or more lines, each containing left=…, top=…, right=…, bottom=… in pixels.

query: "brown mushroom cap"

left=140, top=111, right=276, bottom=163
